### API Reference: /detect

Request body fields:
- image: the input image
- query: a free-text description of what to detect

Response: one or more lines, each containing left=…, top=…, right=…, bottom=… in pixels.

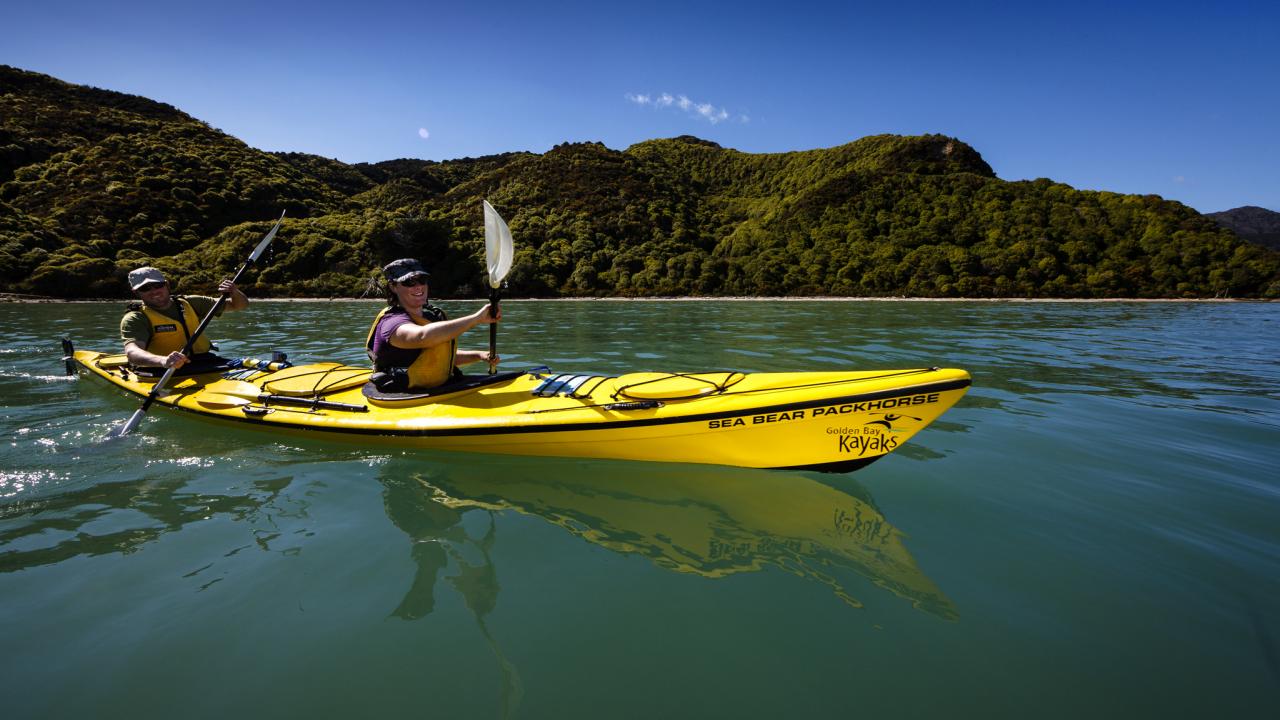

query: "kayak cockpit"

left=362, top=370, right=530, bottom=406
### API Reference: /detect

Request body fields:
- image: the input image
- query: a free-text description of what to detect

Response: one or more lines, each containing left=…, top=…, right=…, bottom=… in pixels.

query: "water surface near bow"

left=2, top=300, right=1277, bottom=718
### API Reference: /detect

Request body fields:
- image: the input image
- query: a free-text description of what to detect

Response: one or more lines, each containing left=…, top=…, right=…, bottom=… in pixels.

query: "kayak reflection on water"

left=375, top=458, right=954, bottom=719
left=377, top=457, right=956, bottom=620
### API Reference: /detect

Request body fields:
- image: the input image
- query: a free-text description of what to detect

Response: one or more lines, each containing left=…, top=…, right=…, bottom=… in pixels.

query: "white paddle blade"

left=116, top=408, right=147, bottom=436
left=249, top=210, right=286, bottom=263
left=114, top=363, right=178, bottom=437
left=483, top=200, right=514, bottom=288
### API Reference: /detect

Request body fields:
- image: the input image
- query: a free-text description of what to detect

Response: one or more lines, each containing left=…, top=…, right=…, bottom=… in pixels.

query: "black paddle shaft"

left=488, top=287, right=499, bottom=375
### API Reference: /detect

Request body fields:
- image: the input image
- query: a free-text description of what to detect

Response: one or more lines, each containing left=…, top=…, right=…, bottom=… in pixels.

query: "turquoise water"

left=2, top=299, right=1277, bottom=718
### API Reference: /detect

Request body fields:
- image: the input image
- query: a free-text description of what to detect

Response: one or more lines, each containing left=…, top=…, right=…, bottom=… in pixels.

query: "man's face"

left=134, top=280, right=172, bottom=308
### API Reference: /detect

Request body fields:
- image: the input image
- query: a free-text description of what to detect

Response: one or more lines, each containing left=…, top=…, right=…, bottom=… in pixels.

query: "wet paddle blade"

left=249, top=210, right=286, bottom=263
left=117, top=407, right=147, bottom=435
left=113, top=364, right=177, bottom=437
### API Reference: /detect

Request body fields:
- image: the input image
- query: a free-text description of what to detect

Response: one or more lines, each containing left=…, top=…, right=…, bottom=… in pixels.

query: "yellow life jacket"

left=365, top=306, right=456, bottom=389
left=140, top=297, right=211, bottom=356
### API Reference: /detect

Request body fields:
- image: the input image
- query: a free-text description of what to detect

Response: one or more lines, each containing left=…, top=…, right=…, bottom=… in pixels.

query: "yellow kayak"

left=70, top=347, right=970, bottom=472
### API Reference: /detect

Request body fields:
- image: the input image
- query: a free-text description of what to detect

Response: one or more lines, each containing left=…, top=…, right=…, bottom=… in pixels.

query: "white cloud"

left=626, top=91, right=744, bottom=125
left=1173, top=175, right=1186, bottom=184
left=694, top=102, right=727, bottom=123
left=418, top=127, right=430, bottom=140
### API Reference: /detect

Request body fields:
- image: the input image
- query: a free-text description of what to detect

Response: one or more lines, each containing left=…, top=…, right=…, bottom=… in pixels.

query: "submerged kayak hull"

left=72, top=350, right=970, bottom=472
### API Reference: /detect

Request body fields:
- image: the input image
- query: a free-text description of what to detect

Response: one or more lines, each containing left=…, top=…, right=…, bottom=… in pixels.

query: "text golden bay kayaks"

left=67, top=344, right=969, bottom=472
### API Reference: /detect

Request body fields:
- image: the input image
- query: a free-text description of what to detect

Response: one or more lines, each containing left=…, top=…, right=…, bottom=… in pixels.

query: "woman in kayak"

left=120, top=266, right=248, bottom=369
left=366, top=258, right=500, bottom=392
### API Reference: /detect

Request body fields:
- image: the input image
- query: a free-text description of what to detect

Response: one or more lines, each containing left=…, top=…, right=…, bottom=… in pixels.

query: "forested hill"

left=1206, top=206, right=1280, bottom=252
left=2, top=65, right=1277, bottom=299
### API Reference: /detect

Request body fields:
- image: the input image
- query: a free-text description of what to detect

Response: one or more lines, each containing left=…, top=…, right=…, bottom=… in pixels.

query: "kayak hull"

left=72, top=350, right=970, bottom=472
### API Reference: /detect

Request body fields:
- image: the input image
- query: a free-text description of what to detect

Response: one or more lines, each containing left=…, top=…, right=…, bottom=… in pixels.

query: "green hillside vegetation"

left=1207, top=206, right=1280, bottom=252
left=2, top=65, right=1277, bottom=299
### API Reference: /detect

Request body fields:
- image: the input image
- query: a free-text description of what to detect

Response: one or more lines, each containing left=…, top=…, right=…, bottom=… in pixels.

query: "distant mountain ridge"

left=2, top=64, right=1277, bottom=299
left=1206, top=206, right=1280, bottom=251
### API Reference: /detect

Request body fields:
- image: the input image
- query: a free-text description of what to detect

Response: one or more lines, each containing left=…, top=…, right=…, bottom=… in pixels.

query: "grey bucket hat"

left=127, top=266, right=167, bottom=290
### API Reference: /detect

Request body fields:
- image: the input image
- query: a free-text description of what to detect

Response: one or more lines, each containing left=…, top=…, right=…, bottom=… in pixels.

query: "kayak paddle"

left=196, top=378, right=367, bottom=412
left=483, top=200, right=514, bottom=375
left=196, top=392, right=368, bottom=412
left=114, top=210, right=285, bottom=437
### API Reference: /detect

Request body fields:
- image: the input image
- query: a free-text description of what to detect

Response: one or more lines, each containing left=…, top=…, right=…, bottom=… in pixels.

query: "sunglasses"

left=397, top=277, right=428, bottom=288
left=136, top=281, right=167, bottom=293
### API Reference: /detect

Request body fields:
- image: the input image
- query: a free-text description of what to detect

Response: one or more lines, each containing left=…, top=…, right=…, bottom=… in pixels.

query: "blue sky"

left=6, top=0, right=1277, bottom=213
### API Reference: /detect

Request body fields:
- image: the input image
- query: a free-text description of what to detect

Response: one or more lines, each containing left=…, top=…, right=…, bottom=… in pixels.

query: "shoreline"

left=2, top=293, right=1267, bottom=304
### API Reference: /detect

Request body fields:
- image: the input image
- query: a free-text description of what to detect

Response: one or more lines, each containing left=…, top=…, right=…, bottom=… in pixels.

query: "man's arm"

left=218, top=279, right=248, bottom=311
left=120, top=310, right=187, bottom=368
left=123, top=341, right=187, bottom=368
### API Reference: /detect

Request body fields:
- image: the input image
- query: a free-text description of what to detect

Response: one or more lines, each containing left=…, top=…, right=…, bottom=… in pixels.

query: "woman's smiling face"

left=391, top=274, right=428, bottom=308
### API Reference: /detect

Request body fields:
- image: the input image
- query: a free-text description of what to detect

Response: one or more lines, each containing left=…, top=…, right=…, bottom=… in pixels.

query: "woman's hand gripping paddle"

left=483, top=200, right=514, bottom=375
left=114, top=211, right=285, bottom=436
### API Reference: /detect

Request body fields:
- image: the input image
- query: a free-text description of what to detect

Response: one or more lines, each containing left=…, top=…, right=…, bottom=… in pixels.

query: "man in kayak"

left=367, top=258, right=500, bottom=392
left=120, top=266, right=248, bottom=369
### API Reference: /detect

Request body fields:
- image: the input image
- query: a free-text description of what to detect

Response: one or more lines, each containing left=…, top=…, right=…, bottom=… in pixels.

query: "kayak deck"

left=72, top=349, right=970, bottom=472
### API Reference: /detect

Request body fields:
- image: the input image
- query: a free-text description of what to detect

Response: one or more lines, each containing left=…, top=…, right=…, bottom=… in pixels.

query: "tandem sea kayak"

left=68, top=345, right=970, bottom=472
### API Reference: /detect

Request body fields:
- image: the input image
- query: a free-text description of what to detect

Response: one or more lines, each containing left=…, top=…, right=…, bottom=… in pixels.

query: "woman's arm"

left=454, top=349, right=498, bottom=366
left=390, top=304, right=500, bottom=349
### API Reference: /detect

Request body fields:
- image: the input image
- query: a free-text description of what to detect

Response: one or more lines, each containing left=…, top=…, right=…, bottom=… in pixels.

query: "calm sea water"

left=1, top=299, right=1277, bottom=718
